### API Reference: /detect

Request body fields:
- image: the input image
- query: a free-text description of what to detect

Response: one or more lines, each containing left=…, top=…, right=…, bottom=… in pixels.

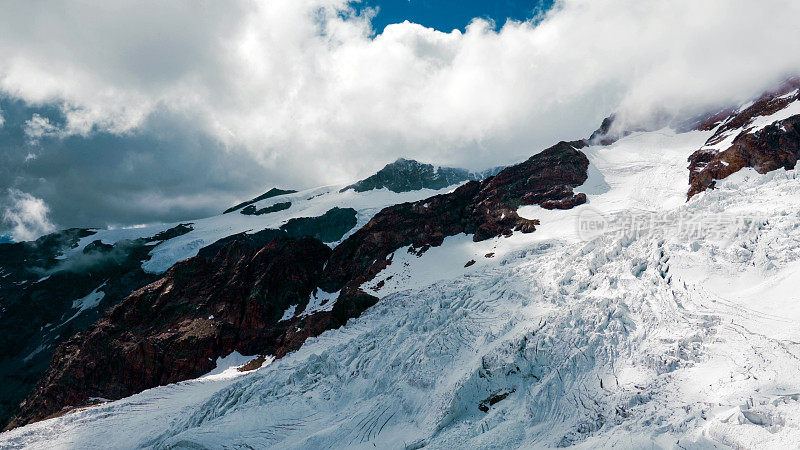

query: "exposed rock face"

left=241, top=201, right=292, bottom=216
left=688, top=78, right=800, bottom=198
left=9, top=142, right=588, bottom=430
left=688, top=115, right=800, bottom=197
left=279, top=207, right=358, bottom=243
left=342, top=158, right=502, bottom=193
left=587, top=115, right=619, bottom=145
left=0, top=225, right=194, bottom=428
left=0, top=229, right=97, bottom=426
left=698, top=78, right=800, bottom=136
left=8, top=234, right=380, bottom=429
left=223, top=188, right=297, bottom=214
left=322, top=141, right=589, bottom=293
left=585, top=114, right=656, bottom=146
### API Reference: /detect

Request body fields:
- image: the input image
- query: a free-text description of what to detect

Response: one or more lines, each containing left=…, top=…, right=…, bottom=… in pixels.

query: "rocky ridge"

left=17, top=84, right=799, bottom=429
left=321, top=141, right=589, bottom=294
left=0, top=224, right=193, bottom=428
left=688, top=78, right=800, bottom=198
left=8, top=140, right=591, bottom=429
left=8, top=235, right=375, bottom=429
left=223, top=188, right=297, bottom=214
left=342, top=158, right=503, bottom=193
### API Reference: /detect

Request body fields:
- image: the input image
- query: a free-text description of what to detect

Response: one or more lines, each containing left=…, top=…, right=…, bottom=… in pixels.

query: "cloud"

left=0, top=0, right=799, bottom=227
left=0, top=103, right=270, bottom=229
left=2, top=189, right=56, bottom=241
left=24, top=113, right=62, bottom=143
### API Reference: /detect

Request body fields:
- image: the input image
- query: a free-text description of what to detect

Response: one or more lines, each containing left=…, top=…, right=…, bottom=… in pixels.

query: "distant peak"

left=342, top=158, right=502, bottom=194
left=223, top=187, right=297, bottom=214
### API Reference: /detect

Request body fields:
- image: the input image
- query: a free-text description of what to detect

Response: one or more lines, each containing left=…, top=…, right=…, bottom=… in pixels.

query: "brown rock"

left=320, top=141, right=589, bottom=293
left=238, top=355, right=268, bottom=372
left=9, top=139, right=592, bottom=430
left=688, top=115, right=800, bottom=198
left=688, top=78, right=800, bottom=198
left=7, top=236, right=378, bottom=429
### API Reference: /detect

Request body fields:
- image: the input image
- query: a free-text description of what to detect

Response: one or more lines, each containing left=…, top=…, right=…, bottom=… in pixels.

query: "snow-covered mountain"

left=0, top=159, right=497, bottom=430
left=341, top=158, right=503, bottom=193
left=2, top=79, right=800, bottom=449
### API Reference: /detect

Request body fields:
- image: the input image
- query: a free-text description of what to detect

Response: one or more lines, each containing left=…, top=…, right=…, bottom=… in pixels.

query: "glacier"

left=3, top=126, right=800, bottom=449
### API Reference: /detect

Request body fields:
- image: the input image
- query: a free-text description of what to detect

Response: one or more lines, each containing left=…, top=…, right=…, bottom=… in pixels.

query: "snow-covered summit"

left=342, top=158, right=502, bottom=193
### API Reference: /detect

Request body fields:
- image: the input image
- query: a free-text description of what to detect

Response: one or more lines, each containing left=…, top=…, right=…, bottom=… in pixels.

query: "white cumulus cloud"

left=2, top=189, right=57, bottom=241
left=0, top=0, right=799, bottom=186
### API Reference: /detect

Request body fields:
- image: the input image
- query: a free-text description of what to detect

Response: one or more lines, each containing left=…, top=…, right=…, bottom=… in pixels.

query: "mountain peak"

left=342, top=158, right=501, bottom=193
left=223, top=187, right=297, bottom=214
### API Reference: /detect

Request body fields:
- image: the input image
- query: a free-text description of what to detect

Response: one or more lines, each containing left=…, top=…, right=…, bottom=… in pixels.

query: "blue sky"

left=355, top=0, right=554, bottom=33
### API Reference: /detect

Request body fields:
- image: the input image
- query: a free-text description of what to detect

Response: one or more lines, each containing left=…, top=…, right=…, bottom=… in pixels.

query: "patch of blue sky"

left=351, top=0, right=555, bottom=34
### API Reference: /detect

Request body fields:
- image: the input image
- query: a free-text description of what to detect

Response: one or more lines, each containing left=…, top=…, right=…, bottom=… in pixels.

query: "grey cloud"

left=0, top=0, right=799, bottom=235
left=0, top=98, right=278, bottom=232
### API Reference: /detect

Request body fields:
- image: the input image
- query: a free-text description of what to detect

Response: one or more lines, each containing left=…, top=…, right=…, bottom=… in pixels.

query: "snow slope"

left=58, top=184, right=464, bottom=275
left=4, top=128, right=800, bottom=448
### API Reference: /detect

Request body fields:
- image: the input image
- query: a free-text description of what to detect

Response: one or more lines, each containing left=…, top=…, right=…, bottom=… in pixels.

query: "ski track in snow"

left=4, top=128, right=800, bottom=448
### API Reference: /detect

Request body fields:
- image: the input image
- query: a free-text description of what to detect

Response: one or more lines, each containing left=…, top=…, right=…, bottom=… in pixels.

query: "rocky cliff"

left=9, top=234, right=376, bottom=428
left=0, top=224, right=192, bottom=429
left=688, top=78, right=800, bottom=198
left=322, top=140, right=589, bottom=296
left=342, top=158, right=502, bottom=193
left=9, top=141, right=590, bottom=429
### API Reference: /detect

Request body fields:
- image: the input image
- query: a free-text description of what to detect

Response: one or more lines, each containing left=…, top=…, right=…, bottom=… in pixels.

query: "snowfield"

left=58, top=184, right=463, bottom=275
left=4, top=128, right=800, bottom=449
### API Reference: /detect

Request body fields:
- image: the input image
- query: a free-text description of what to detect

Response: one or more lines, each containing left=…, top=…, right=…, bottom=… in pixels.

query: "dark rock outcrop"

left=585, top=114, right=658, bottom=146
left=688, top=78, right=800, bottom=198
left=698, top=78, right=800, bottom=140
left=342, top=158, right=502, bottom=193
left=321, top=141, right=589, bottom=293
left=279, top=207, right=358, bottom=243
left=0, top=224, right=193, bottom=428
left=478, top=388, right=515, bottom=412
left=587, top=115, right=618, bottom=146
left=241, top=201, right=292, bottom=216
left=8, top=141, right=589, bottom=430
left=223, top=188, right=297, bottom=214
left=688, top=115, right=800, bottom=198
left=8, top=234, right=381, bottom=429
